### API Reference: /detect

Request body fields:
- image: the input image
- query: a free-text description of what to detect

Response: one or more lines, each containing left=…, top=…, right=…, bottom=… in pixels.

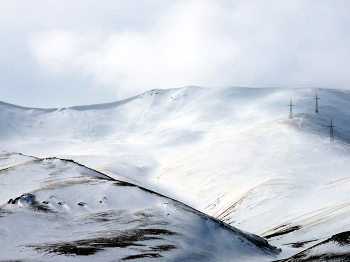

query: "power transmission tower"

left=287, top=100, right=295, bottom=119
left=327, top=119, right=335, bottom=141
left=315, top=93, right=320, bottom=113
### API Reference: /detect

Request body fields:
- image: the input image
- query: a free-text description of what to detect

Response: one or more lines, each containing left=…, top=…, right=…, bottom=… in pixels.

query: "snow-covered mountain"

left=0, top=153, right=278, bottom=261
left=1, top=86, right=350, bottom=261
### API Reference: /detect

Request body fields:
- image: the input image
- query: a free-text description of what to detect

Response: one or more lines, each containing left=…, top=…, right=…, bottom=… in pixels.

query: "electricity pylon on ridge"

left=287, top=100, right=295, bottom=119
left=315, top=93, right=320, bottom=113
left=327, top=119, right=335, bottom=141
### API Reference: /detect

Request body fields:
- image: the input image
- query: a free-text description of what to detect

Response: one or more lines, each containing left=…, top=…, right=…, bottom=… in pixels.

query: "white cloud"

left=30, top=30, right=82, bottom=74
left=28, top=0, right=241, bottom=98
left=3, top=0, right=350, bottom=106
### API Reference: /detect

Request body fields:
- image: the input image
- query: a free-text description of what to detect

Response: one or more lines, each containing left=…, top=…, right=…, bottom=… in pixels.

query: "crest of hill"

left=0, top=152, right=280, bottom=261
left=1, top=86, right=350, bottom=261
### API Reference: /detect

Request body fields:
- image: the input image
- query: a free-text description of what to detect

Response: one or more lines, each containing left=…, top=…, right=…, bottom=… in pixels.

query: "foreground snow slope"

left=0, top=153, right=279, bottom=261
left=155, top=88, right=350, bottom=259
left=0, top=86, right=350, bottom=260
left=158, top=115, right=350, bottom=259
left=276, top=231, right=350, bottom=262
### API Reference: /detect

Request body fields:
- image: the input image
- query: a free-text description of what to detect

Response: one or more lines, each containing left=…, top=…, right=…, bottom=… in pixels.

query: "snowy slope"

left=155, top=87, right=350, bottom=260
left=0, top=87, right=305, bottom=188
left=157, top=115, right=350, bottom=258
left=0, top=86, right=350, bottom=260
left=276, top=231, right=350, bottom=262
left=0, top=152, right=279, bottom=261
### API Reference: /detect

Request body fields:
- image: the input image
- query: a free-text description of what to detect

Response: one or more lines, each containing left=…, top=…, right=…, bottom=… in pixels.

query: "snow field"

left=0, top=154, right=279, bottom=261
left=1, top=86, right=350, bottom=260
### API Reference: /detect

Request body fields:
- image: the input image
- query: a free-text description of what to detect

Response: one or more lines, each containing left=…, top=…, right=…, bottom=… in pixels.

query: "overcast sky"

left=1, top=0, right=350, bottom=108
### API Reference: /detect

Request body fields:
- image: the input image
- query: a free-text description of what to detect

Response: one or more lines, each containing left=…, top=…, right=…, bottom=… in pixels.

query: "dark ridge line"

left=0, top=151, right=39, bottom=160
left=0, top=152, right=279, bottom=254
left=283, top=239, right=318, bottom=249
left=274, top=231, right=350, bottom=262
left=264, top=226, right=301, bottom=239
left=277, top=253, right=350, bottom=262
left=111, top=181, right=280, bottom=254
left=41, top=157, right=116, bottom=181
left=37, top=157, right=216, bottom=220
left=121, top=253, right=163, bottom=260
left=0, top=260, right=24, bottom=262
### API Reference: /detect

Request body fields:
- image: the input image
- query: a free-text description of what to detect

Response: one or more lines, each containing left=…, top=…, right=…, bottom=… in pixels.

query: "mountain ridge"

left=1, top=86, right=350, bottom=261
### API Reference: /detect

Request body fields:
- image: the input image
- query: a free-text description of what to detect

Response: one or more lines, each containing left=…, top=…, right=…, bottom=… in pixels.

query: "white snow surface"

left=1, top=86, right=350, bottom=261
left=277, top=231, right=350, bottom=261
left=0, top=154, right=278, bottom=261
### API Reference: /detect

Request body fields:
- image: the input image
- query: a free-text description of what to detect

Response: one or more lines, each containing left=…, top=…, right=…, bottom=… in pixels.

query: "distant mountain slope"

left=1, top=86, right=350, bottom=260
left=0, top=86, right=321, bottom=183
left=155, top=87, right=350, bottom=260
left=157, top=115, right=350, bottom=257
left=0, top=152, right=279, bottom=262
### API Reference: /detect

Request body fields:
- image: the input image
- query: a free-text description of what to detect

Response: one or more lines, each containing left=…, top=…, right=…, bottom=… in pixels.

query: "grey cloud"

left=1, top=0, right=350, bottom=107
